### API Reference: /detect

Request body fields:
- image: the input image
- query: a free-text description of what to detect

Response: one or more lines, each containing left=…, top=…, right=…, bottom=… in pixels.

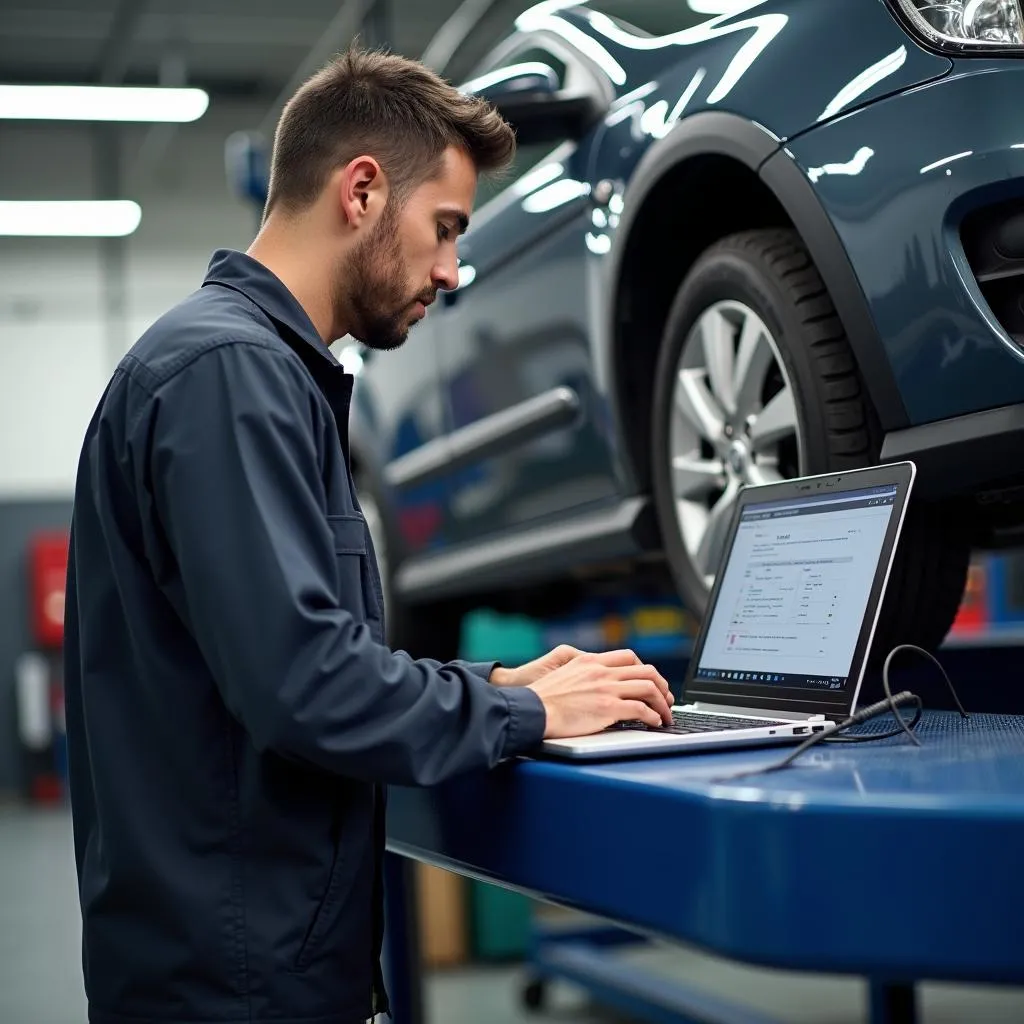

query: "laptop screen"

left=690, top=484, right=898, bottom=695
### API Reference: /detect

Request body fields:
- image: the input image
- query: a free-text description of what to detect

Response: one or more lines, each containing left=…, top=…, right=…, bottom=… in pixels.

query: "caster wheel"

left=522, top=978, right=546, bottom=1013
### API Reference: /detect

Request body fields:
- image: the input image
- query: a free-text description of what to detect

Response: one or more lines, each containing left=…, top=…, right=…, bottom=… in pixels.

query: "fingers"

left=613, top=680, right=673, bottom=725
left=550, top=644, right=582, bottom=665
left=608, top=663, right=674, bottom=705
left=580, top=648, right=643, bottom=668
left=619, top=700, right=663, bottom=728
left=577, top=651, right=671, bottom=692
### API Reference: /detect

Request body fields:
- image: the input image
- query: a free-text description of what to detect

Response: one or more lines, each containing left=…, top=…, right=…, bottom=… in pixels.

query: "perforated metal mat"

left=580, top=712, right=1024, bottom=803
left=843, top=710, right=1024, bottom=749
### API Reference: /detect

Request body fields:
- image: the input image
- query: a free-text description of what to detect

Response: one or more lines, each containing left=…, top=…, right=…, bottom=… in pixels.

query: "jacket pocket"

left=327, top=513, right=383, bottom=638
left=327, top=514, right=368, bottom=556
left=327, top=514, right=368, bottom=622
left=293, top=802, right=350, bottom=972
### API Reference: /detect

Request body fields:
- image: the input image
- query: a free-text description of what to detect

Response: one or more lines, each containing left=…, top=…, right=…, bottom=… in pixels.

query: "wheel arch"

left=605, top=112, right=908, bottom=493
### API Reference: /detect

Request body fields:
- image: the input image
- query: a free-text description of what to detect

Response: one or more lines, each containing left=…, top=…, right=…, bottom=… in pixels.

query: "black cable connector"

left=713, top=645, right=969, bottom=782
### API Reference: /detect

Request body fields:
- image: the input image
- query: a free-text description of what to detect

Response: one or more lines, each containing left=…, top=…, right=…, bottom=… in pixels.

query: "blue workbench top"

left=386, top=712, right=1024, bottom=985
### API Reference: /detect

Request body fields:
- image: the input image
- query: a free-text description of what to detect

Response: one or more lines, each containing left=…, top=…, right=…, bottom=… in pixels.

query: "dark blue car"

left=341, top=0, right=1024, bottom=659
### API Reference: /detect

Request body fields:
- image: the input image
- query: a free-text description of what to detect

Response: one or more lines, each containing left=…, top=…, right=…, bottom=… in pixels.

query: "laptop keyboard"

left=609, top=711, right=784, bottom=735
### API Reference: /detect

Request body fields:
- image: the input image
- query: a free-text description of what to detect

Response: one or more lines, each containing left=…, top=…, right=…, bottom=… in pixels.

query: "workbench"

left=382, top=711, right=1024, bottom=1024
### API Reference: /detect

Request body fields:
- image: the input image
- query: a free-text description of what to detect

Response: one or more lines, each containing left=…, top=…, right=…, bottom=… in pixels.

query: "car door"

left=349, top=311, right=454, bottom=561
left=434, top=33, right=619, bottom=546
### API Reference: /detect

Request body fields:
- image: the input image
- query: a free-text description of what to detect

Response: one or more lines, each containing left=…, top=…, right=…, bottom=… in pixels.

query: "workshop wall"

left=0, top=101, right=263, bottom=793
left=0, top=101, right=261, bottom=498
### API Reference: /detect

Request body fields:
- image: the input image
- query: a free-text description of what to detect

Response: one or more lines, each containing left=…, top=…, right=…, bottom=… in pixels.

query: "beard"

left=339, top=201, right=434, bottom=352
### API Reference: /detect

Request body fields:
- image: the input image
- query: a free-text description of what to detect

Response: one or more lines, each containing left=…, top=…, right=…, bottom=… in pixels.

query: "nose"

left=432, top=252, right=460, bottom=292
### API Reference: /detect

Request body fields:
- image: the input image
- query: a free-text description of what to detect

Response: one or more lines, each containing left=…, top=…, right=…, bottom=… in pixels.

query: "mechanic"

left=63, top=45, right=674, bottom=1024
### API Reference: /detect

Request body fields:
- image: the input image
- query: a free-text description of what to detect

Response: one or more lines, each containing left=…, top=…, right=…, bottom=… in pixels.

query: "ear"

left=338, top=156, right=387, bottom=228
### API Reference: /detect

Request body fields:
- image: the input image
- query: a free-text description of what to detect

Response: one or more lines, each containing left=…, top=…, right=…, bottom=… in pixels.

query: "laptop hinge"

left=683, top=701, right=825, bottom=723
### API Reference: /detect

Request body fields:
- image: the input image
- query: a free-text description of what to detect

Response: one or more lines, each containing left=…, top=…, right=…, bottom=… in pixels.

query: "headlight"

left=894, top=0, right=1024, bottom=48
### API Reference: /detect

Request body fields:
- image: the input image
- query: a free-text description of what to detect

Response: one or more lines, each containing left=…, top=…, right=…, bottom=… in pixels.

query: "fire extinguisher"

left=19, top=530, right=70, bottom=804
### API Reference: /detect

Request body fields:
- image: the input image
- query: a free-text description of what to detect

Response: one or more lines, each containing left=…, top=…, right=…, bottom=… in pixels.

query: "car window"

left=469, top=45, right=571, bottom=212
left=583, top=0, right=713, bottom=36
left=474, top=139, right=563, bottom=210
left=509, top=44, right=568, bottom=87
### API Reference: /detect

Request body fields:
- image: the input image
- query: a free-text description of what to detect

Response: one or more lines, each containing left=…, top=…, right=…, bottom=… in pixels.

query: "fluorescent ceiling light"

left=0, top=85, right=209, bottom=122
left=0, top=201, right=142, bottom=237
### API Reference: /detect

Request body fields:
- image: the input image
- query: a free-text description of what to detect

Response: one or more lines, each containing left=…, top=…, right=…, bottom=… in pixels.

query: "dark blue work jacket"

left=64, top=249, right=546, bottom=1024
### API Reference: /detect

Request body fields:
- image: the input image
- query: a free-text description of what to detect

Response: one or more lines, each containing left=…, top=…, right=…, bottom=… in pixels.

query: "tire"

left=650, top=228, right=971, bottom=656
left=355, top=469, right=463, bottom=662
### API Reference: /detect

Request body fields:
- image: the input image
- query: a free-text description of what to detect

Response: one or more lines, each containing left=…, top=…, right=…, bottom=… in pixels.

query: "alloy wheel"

left=669, top=300, right=804, bottom=586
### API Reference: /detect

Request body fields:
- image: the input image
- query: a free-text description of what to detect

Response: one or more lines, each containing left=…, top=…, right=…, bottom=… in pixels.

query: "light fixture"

left=894, top=0, right=1024, bottom=48
left=0, top=85, right=209, bottom=123
left=0, top=201, right=142, bottom=237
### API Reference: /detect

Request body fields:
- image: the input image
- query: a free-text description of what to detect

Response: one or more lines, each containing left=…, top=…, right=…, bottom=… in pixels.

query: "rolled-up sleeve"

left=140, top=340, right=546, bottom=785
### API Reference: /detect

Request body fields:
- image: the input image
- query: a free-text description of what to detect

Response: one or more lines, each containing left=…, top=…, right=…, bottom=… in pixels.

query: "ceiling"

left=0, top=0, right=475, bottom=101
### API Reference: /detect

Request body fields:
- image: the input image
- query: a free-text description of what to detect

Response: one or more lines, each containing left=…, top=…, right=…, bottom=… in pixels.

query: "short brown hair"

left=264, top=44, right=516, bottom=217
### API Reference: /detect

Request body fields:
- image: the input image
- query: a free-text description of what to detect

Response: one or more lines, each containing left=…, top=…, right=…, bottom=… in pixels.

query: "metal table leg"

left=869, top=981, right=918, bottom=1024
left=382, top=852, right=424, bottom=1024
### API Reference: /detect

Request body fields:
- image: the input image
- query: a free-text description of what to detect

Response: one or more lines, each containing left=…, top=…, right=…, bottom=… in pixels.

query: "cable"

left=715, top=691, right=922, bottom=782
left=826, top=645, right=966, bottom=745
left=712, top=645, right=968, bottom=782
left=884, top=644, right=969, bottom=719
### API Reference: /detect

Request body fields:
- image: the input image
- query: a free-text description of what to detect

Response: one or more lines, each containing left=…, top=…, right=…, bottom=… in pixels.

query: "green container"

left=460, top=611, right=541, bottom=960
left=459, top=609, right=545, bottom=665
left=470, top=880, right=533, bottom=961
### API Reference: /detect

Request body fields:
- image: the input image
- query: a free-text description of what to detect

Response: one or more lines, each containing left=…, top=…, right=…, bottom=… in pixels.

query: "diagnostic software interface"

left=693, top=485, right=897, bottom=692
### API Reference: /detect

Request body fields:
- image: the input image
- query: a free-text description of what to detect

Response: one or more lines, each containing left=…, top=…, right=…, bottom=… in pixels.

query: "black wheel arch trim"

left=758, top=145, right=909, bottom=431
left=604, top=111, right=910, bottom=489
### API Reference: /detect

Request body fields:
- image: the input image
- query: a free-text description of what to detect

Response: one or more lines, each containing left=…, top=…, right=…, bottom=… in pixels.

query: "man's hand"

left=490, top=644, right=588, bottom=688
left=523, top=649, right=675, bottom=739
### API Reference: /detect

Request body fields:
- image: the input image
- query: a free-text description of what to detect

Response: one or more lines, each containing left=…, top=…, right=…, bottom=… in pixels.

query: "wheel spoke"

left=700, top=308, right=736, bottom=414
left=678, top=500, right=709, bottom=560
left=746, top=461, right=783, bottom=487
left=675, top=369, right=725, bottom=443
left=695, top=480, right=740, bottom=578
left=750, top=385, right=797, bottom=450
left=733, top=316, right=775, bottom=422
left=672, top=456, right=725, bottom=500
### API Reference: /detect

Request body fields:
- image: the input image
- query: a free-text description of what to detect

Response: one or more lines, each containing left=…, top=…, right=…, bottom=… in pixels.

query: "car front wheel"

left=650, top=228, right=971, bottom=656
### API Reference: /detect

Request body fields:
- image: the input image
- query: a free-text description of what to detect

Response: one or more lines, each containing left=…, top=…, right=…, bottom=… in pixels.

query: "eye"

left=437, top=223, right=451, bottom=242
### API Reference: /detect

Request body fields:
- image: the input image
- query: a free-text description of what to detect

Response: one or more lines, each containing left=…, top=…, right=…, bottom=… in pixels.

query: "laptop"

left=541, top=461, right=917, bottom=759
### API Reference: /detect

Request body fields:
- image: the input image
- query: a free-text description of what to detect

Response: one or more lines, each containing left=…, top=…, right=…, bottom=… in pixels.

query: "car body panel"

left=434, top=137, right=621, bottom=545
left=371, top=0, right=953, bottom=545
left=532, top=0, right=951, bottom=144
left=347, top=326, right=456, bottom=559
left=340, top=0, right=1024, bottom=596
left=784, top=60, right=1024, bottom=424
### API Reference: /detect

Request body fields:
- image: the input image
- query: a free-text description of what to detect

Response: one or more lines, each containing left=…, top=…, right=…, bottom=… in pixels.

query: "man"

left=64, top=47, right=673, bottom=1024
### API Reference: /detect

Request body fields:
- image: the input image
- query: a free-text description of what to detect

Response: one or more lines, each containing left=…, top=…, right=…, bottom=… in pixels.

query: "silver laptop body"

left=541, top=462, right=917, bottom=759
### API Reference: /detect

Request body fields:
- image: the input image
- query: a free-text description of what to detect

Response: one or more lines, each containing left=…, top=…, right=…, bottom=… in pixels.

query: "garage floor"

left=2, top=806, right=1021, bottom=1024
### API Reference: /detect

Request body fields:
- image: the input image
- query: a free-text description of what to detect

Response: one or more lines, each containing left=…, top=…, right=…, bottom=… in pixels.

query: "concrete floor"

left=1, top=806, right=1022, bottom=1024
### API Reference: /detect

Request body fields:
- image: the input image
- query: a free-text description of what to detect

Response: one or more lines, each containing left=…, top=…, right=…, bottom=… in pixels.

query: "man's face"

left=343, top=146, right=476, bottom=351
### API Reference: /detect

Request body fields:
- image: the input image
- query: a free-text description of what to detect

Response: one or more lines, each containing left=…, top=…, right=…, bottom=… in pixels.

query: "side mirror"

left=461, top=62, right=602, bottom=146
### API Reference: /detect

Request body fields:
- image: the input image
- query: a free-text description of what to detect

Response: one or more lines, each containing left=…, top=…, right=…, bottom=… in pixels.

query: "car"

left=338, top=0, right=1024, bottom=663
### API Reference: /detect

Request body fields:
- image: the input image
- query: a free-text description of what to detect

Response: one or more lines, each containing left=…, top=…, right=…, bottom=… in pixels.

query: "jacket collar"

left=202, top=248, right=340, bottom=368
